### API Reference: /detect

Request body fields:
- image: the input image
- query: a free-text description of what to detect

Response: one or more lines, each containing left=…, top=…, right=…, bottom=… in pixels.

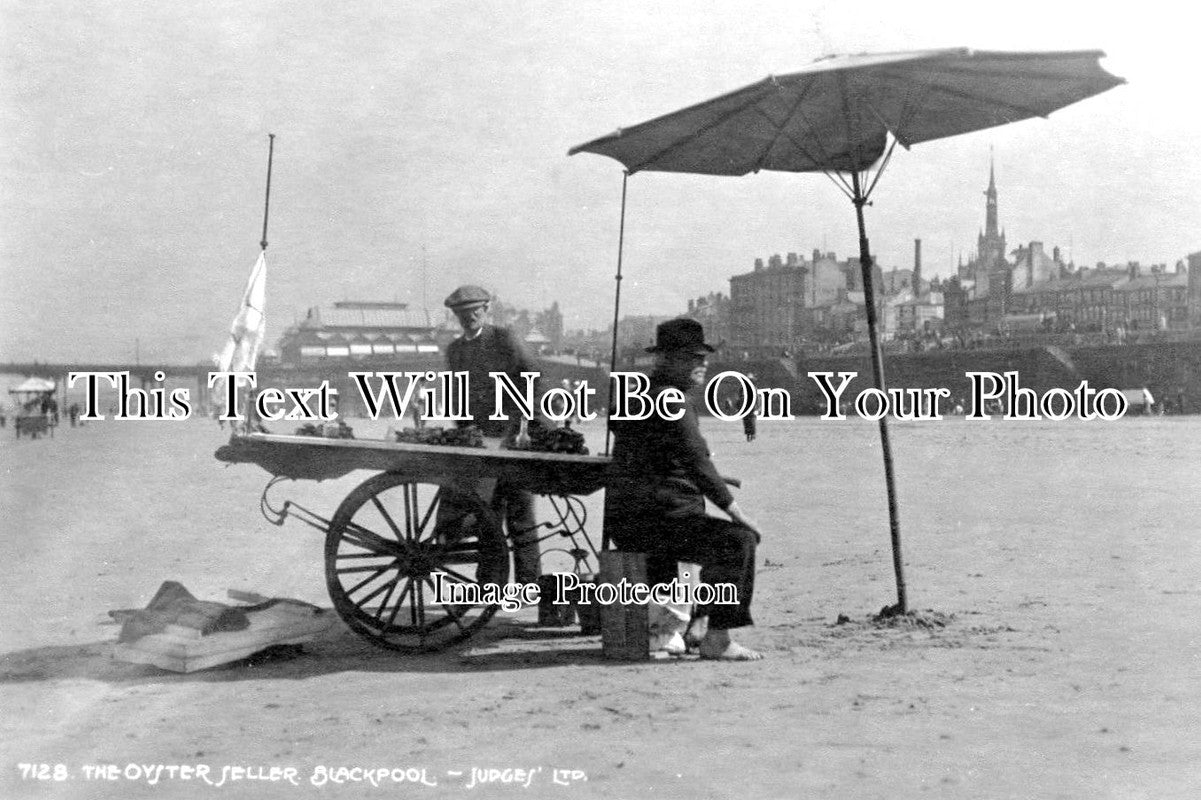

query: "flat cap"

left=444, top=285, right=491, bottom=309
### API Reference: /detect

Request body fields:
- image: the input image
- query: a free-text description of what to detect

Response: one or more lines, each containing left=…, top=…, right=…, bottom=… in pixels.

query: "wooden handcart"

left=216, top=432, right=614, bottom=653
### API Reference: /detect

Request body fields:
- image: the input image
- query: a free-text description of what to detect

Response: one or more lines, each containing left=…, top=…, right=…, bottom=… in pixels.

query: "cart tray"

left=215, top=432, right=613, bottom=496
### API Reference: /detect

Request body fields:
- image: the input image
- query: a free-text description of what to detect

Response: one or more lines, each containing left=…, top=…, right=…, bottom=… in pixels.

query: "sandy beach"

left=2, top=414, right=1199, bottom=799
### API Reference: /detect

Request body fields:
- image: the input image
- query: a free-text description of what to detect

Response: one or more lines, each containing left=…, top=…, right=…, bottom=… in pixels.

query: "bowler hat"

left=646, top=318, right=715, bottom=355
left=444, top=285, right=491, bottom=309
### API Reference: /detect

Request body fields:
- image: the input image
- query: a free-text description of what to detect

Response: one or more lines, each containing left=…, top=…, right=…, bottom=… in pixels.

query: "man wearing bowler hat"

left=443, top=285, right=543, bottom=585
left=606, top=317, right=764, bottom=660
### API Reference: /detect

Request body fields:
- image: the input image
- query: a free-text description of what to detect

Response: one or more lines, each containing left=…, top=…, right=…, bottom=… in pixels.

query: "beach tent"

left=9, top=377, right=56, bottom=394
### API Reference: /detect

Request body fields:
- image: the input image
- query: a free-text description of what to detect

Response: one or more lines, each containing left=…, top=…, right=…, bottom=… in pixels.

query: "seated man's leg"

left=497, top=483, right=540, bottom=585
left=606, top=515, right=680, bottom=588
left=643, top=551, right=682, bottom=589
left=610, top=514, right=756, bottom=630
left=665, top=517, right=756, bottom=631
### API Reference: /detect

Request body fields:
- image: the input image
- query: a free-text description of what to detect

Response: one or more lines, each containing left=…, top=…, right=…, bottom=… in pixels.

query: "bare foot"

left=684, top=615, right=708, bottom=651
left=652, top=631, right=687, bottom=657
left=697, top=629, right=763, bottom=661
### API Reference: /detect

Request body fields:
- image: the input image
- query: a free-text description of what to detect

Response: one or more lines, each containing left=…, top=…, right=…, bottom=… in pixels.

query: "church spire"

left=984, top=148, right=999, bottom=239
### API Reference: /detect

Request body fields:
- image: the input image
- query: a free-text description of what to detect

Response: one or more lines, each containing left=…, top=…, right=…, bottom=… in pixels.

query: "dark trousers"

left=611, top=516, right=756, bottom=630
left=435, top=482, right=541, bottom=585
left=494, top=483, right=540, bottom=585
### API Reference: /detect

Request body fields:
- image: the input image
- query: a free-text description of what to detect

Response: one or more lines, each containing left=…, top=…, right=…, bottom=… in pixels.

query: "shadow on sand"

left=0, top=615, right=660, bottom=685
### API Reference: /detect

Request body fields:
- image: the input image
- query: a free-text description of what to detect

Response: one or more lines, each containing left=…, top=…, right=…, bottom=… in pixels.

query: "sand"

left=2, top=414, right=1199, bottom=798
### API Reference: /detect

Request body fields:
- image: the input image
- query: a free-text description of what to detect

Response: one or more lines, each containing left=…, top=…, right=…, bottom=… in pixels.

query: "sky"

left=1, top=0, right=1196, bottom=363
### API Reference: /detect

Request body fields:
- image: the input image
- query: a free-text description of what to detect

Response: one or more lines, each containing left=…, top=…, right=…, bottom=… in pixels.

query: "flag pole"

left=260, top=133, right=275, bottom=251
left=244, top=134, right=274, bottom=433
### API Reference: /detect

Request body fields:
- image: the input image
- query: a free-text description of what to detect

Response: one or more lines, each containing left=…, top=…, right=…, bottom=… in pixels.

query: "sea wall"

left=783, top=341, right=1201, bottom=415
left=254, top=340, right=1200, bottom=419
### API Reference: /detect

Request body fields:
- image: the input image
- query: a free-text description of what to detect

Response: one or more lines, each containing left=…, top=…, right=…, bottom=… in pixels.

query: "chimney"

left=786, top=252, right=798, bottom=266
left=1128, top=261, right=1139, bottom=279
left=913, top=238, right=922, bottom=290
left=1188, top=253, right=1201, bottom=305
left=754, top=258, right=764, bottom=271
left=812, top=248, right=821, bottom=264
left=768, top=253, right=782, bottom=269
left=1052, top=246, right=1061, bottom=263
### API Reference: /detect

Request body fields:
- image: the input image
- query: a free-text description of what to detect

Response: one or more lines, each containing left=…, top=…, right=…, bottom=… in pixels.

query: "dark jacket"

left=608, top=369, right=734, bottom=521
left=446, top=325, right=539, bottom=437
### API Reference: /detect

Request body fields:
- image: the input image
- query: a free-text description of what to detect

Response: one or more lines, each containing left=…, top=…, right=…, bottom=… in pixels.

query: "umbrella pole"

left=851, top=171, right=908, bottom=615
left=603, top=171, right=629, bottom=457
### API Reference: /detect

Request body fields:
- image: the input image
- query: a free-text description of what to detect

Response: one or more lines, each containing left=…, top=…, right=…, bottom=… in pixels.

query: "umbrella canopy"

left=569, top=48, right=1123, bottom=175
left=570, top=48, right=1124, bottom=615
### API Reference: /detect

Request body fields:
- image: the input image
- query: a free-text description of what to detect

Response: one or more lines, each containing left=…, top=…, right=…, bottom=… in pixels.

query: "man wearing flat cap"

left=443, top=285, right=543, bottom=585
left=606, top=318, right=764, bottom=660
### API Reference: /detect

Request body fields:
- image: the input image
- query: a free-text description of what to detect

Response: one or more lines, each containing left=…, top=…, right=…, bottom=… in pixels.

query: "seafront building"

left=702, top=159, right=1197, bottom=355
left=275, top=301, right=441, bottom=368
left=274, top=298, right=566, bottom=368
left=223, top=161, right=1200, bottom=413
left=266, top=299, right=575, bottom=416
left=726, top=249, right=890, bottom=354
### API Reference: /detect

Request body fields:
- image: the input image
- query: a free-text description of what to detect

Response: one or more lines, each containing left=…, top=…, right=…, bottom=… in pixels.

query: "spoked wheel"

left=324, top=472, right=509, bottom=653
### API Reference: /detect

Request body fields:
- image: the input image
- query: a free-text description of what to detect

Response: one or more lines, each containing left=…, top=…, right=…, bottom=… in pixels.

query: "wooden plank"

left=227, top=589, right=270, bottom=604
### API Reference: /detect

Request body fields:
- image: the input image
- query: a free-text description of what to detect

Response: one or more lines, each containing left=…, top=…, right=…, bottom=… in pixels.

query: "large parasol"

left=570, top=48, right=1124, bottom=613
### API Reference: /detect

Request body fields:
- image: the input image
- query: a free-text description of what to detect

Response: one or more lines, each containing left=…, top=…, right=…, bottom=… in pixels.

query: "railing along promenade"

left=0, top=362, right=212, bottom=382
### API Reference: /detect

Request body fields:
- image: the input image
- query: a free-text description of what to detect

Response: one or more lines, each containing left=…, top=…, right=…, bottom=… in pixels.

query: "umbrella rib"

left=860, top=79, right=927, bottom=196
left=569, top=73, right=792, bottom=157
left=862, top=79, right=930, bottom=148
left=863, top=137, right=900, bottom=202
left=927, top=83, right=1052, bottom=119
left=747, top=78, right=817, bottom=173
left=835, top=71, right=880, bottom=179
left=625, top=83, right=780, bottom=174
left=861, top=98, right=898, bottom=142
left=747, top=82, right=855, bottom=197
left=766, top=109, right=855, bottom=196
left=837, top=71, right=857, bottom=174
left=893, top=85, right=934, bottom=147
left=868, top=71, right=1058, bottom=121
left=822, top=170, right=856, bottom=201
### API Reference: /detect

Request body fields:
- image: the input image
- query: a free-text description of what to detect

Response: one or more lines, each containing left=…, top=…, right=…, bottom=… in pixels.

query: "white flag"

left=217, top=251, right=266, bottom=373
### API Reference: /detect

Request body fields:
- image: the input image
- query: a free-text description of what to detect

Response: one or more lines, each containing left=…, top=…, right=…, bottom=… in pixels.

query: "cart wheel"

left=325, top=472, right=509, bottom=653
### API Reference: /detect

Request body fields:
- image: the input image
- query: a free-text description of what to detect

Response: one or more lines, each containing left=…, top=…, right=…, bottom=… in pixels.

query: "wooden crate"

left=598, top=551, right=648, bottom=661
